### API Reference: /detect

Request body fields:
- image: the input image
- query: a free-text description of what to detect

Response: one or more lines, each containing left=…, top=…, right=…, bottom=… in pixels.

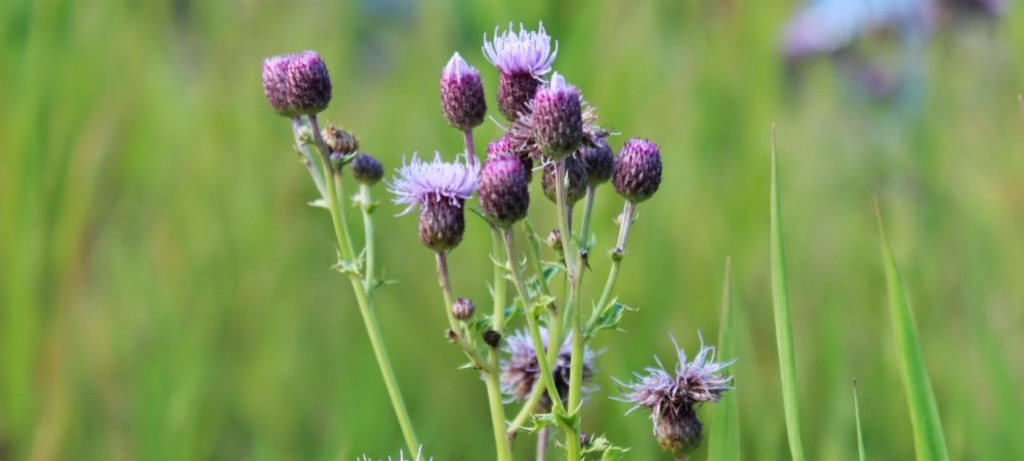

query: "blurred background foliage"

left=1, top=0, right=1023, bottom=459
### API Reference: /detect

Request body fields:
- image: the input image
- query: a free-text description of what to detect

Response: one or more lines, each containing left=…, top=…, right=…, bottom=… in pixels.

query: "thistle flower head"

left=530, top=73, right=584, bottom=159
left=617, top=335, right=735, bottom=457
left=542, top=154, right=589, bottom=206
left=388, top=153, right=480, bottom=216
left=452, top=297, right=476, bottom=321
left=261, top=51, right=332, bottom=117
left=478, top=153, right=530, bottom=228
left=484, top=23, right=558, bottom=122
left=388, top=153, right=479, bottom=252
left=322, top=125, right=359, bottom=155
left=440, top=52, right=487, bottom=131
left=578, top=136, right=614, bottom=186
left=612, top=138, right=662, bottom=203
left=501, top=328, right=596, bottom=411
left=488, top=134, right=535, bottom=182
left=482, top=22, right=558, bottom=77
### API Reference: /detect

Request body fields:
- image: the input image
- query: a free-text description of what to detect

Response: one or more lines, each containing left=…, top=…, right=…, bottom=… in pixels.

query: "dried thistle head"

left=617, top=334, right=735, bottom=458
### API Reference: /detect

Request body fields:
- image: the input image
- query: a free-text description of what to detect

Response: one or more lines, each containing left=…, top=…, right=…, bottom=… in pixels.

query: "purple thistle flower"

left=440, top=52, right=487, bottom=131
left=578, top=136, right=614, bottom=186
left=478, top=153, right=530, bottom=228
left=529, top=72, right=584, bottom=160
left=488, top=134, right=535, bottom=182
left=261, top=51, right=332, bottom=117
left=388, top=153, right=479, bottom=252
left=612, top=138, right=662, bottom=204
left=483, top=22, right=558, bottom=122
left=617, top=334, right=735, bottom=458
left=500, top=328, right=596, bottom=411
left=350, top=153, right=384, bottom=186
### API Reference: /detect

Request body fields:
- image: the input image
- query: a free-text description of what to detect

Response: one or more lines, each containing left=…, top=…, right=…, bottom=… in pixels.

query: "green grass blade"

left=853, top=379, right=867, bottom=461
left=769, top=126, right=807, bottom=461
left=876, top=204, right=950, bottom=461
left=707, top=258, right=740, bottom=461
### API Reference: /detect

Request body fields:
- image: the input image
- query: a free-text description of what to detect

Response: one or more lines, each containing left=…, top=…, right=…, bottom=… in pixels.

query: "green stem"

left=578, top=186, right=597, bottom=253
left=464, top=129, right=479, bottom=167
left=487, top=229, right=513, bottom=461
left=587, top=201, right=635, bottom=333
left=291, top=117, right=327, bottom=198
left=502, top=228, right=567, bottom=418
left=358, top=184, right=377, bottom=296
left=551, top=160, right=582, bottom=461
left=434, top=252, right=491, bottom=372
left=523, top=219, right=551, bottom=297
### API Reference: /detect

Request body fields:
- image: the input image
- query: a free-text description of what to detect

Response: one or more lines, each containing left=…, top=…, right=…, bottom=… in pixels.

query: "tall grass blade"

left=707, top=258, right=740, bottom=461
left=769, top=125, right=807, bottom=461
left=853, top=379, right=867, bottom=461
left=875, top=203, right=950, bottom=461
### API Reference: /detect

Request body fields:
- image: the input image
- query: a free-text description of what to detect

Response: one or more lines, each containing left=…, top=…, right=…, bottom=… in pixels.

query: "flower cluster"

left=500, top=328, right=596, bottom=411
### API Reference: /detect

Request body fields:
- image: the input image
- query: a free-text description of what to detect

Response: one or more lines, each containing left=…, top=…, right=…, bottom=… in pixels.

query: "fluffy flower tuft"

left=388, top=153, right=480, bottom=216
left=482, top=22, right=558, bottom=76
left=617, top=334, right=734, bottom=457
left=501, top=328, right=596, bottom=411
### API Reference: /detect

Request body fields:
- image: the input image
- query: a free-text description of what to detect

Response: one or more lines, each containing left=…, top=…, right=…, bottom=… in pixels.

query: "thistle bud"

left=546, top=229, right=563, bottom=252
left=351, top=153, right=384, bottom=186
left=261, top=51, right=332, bottom=117
left=452, top=297, right=476, bottom=321
left=488, top=135, right=534, bottom=183
left=531, top=73, right=583, bottom=160
left=578, top=136, right=614, bottom=186
left=478, top=154, right=530, bottom=228
left=542, top=155, right=588, bottom=206
left=655, top=406, right=704, bottom=458
left=322, top=125, right=359, bottom=155
left=612, top=138, right=662, bottom=203
left=440, top=53, right=487, bottom=131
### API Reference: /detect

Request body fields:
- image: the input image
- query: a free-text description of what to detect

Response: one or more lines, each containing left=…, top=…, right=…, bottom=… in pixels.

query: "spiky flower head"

left=617, top=335, right=735, bottom=458
left=351, top=153, right=384, bottom=186
left=542, top=154, right=588, bottom=206
left=501, top=328, right=596, bottom=411
left=578, top=136, right=614, bottom=186
left=440, top=52, right=487, bottom=131
left=612, top=138, right=662, bottom=203
left=388, top=153, right=480, bottom=252
left=322, top=125, right=359, bottom=155
left=530, top=73, right=584, bottom=160
left=478, top=153, right=530, bottom=229
left=483, top=23, right=558, bottom=122
left=261, top=51, right=332, bottom=117
left=488, top=134, right=535, bottom=182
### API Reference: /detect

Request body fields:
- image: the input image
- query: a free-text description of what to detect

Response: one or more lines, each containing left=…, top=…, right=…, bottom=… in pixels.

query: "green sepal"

left=584, top=299, right=633, bottom=340
left=581, top=434, right=628, bottom=461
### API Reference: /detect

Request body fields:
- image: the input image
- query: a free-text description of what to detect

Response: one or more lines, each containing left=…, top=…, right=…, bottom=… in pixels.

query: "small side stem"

left=464, top=129, right=479, bottom=167
left=291, top=117, right=327, bottom=198
left=358, top=184, right=377, bottom=296
left=536, top=426, right=550, bottom=461
left=434, top=252, right=491, bottom=372
left=486, top=229, right=513, bottom=461
left=579, top=186, right=597, bottom=252
left=589, top=201, right=636, bottom=331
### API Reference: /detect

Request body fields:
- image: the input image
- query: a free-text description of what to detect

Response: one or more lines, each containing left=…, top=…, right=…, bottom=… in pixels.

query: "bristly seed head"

left=261, top=51, right=332, bottom=117
left=612, top=138, right=662, bottom=203
left=351, top=153, right=384, bottom=186
left=542, top=154, right=589, bottom=206
left=321, top=125, right=359, bottom=155
left=500, top=328, right=596, bottom=411
left=617, top=334, right=735, bottom=458
left=478, top=153, right=530, bottom=228
left=440, top=52, right=487, bottom=131
left=483, top=22, right=558, bottom=122
left=388, top=153, right=479, bottom=251
left=578, top=136, right=614, bottom=186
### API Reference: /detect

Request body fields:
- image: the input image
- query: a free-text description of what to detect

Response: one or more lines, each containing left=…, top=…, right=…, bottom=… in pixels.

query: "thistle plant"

left=261, top=22, right=733, bottom=461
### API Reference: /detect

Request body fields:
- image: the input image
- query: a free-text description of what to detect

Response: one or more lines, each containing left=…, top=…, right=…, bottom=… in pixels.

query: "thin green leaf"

left=769, top=125, right=808, bottom=461
left=853, top=379, right=867, bottom=461
left=707, top=258, right=740, bottom=461
left=876, top=203, right=950, bottom=461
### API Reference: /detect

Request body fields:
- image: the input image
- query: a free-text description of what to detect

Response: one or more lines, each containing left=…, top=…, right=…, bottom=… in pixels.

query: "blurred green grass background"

left=2, top=0, right=1023, bottom=459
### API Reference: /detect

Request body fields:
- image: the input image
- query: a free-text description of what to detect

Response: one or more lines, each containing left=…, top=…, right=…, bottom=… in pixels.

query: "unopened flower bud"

left=483, top=330, right=502, bottom=348
left=478, top=154, right=530, bottom=228
left=546, top=229, right=562, bottom=252
left=321, top=125, right=359, bottom=155
left=351, top=153, right=384, bottom=186
left=452, top=297, right=476, bottom=320
left=612, top=138, right=662, bottom=203
left=542, top=155, right=588, bottom=206
left=579, top=136, right=614, bottom=186
left=441, top=53, right=487, bottom=131
left=531, top=73, right=583, bottom=160
left=261, top=51, right=332, bottom=117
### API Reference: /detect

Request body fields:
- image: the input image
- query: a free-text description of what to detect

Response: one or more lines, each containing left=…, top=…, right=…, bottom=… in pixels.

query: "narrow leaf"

left=769, top=125, right=807, bottom=461
left=707, top=258, right=740, bottom=461
left=876, top=203, right=950, bottom=461
left=853, top=379, right=867, bottom=461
